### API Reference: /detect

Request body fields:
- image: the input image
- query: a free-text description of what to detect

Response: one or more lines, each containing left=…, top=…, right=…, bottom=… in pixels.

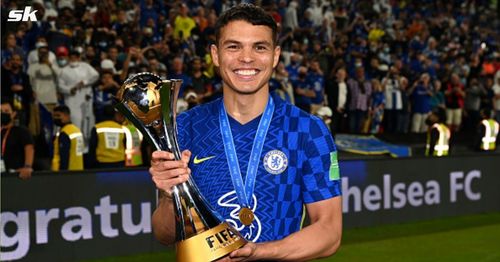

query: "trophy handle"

left=159, top=79, right=183, bottom=160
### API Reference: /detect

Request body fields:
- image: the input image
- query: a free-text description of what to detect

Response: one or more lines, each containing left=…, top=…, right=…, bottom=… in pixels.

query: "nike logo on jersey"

left=193, top=155, right=216, bottom=164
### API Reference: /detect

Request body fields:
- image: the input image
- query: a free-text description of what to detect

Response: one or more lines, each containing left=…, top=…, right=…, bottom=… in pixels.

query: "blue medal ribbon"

left=219, top=96, right=274, bottom=209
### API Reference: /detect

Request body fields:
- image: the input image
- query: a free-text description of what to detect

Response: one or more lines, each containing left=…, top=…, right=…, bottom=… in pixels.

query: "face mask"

left=53, top=118, right=64, bottom=127
left=57, top=59, right=68, bottom=67
left=384, top=47, right=390, bottom=53
left=355, top=62, right=363, bottom=67
left=35, top=42, right=45, bottom=48
left=1, top=113, right=12, bottom=125
left=70, top=62, right=79, bottom=67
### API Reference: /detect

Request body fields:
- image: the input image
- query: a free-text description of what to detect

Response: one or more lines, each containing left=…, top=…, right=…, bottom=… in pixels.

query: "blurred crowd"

left=1, top=0, right=500, bottom=174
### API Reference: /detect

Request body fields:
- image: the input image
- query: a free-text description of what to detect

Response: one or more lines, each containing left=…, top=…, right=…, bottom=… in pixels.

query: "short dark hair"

left=214, top=3, right=278, bottom=46
left=1, top=97, right=14, bottom=109
left=54, top=105, right=71, bottom=115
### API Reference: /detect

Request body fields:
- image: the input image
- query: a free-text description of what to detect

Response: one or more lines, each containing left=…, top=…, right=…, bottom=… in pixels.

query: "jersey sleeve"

left=301, top=116, right=341, bottom=204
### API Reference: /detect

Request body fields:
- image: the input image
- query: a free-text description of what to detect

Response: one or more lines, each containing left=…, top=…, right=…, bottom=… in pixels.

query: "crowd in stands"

left=1, top=0, right=500, bottom=173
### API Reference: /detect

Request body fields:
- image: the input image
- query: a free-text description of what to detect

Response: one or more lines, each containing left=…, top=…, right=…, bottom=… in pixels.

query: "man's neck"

left=223, top=86, right=269, bottom=125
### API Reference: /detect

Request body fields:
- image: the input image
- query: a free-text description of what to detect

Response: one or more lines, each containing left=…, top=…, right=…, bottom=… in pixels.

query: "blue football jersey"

left=176, top=94, right=341, bottom=242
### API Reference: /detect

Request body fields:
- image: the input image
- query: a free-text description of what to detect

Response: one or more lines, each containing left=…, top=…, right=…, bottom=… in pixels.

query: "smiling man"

left=149, top=4, right=342, bottom=261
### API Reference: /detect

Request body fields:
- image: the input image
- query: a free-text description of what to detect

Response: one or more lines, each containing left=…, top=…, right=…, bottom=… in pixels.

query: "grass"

left=85, top=212, right=500, bottom=262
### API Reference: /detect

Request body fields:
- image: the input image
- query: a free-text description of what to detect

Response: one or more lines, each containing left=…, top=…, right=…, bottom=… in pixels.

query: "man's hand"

left=149, top=150, right=191, bottom=195
left=17, top=167, right=33, bottom=180
left=214, top=242, right=259, bottom=262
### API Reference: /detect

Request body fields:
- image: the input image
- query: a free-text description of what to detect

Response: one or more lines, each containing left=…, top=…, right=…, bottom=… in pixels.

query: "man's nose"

left=238, top=47, right=255, bottom=63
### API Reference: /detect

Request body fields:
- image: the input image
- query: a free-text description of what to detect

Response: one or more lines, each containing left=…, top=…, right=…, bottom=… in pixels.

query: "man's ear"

left=210, top=44, right=220, bottom=67
left=272, top=45, right=281, bottom=68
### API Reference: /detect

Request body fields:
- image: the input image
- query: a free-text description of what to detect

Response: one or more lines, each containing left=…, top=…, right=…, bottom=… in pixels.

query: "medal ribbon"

left=219, top=96, right=274, bottom=209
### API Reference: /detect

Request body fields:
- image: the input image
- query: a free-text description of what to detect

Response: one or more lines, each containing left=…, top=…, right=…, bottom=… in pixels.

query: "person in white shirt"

left=27, top=45, right=60, bottom=112
left=58, top=50, right=99, bottom=145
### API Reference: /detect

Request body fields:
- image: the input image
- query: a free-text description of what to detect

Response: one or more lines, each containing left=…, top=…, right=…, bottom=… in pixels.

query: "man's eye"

left=256, top=46, right=268, bottom=51
left=227, top=45, right=238, bottom=49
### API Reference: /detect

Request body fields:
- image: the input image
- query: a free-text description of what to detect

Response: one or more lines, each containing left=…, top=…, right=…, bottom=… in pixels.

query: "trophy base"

left=176, top=222, right=247, bottom=262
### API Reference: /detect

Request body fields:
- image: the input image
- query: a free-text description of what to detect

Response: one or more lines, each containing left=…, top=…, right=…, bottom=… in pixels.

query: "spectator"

left=326, top=67, right=348, bottom=134
left=410, top=73, right=433, bottom=133
left=292, top=66, right=315, bottom=113
left=272, top=61, right=295, bottom=105
left=93, top=70, right=120, bottom=123
left=58, top=50, right=99, bottom=142
left=1, top=53, right=33, bottom=126
left=169, top=57, right=193, bottom=97
left=1, top=99, right=34, bottom=179
left=445, top=73, right=466, bottom=132
left=398, top=77, right=411, bottom=133
left=88, top=105, right=126, bottom=169
left=370, top=79, right=385, bottom=134
left=463, top=78, right=486, bottom=134
left=174, top=3, right=196, bottom=40
left=189, top=56, right=213, bottom=103
left=1, top=32, right=24, bottom=65
left=347, top=67, right=372, bottom=133
left=283, top=0, right=299, bottom=31
left=493, top=75, right=500, bottom=123
left=51, top=105, right=84, bottom=171
left=430, top=79, right=445, bottom=110
left=27, top=45, right=59, bottom=112
left=308, top=59, right=325, bottom=114
left=382, top=66, right=403, bottom=133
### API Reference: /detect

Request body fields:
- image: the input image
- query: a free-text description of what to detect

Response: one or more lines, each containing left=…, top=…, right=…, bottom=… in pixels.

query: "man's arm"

left=229, top=196, right=342, bottom=261
left=58, top=133, right=71, bottom=170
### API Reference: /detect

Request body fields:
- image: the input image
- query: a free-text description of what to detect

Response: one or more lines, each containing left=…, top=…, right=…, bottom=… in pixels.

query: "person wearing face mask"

left=58, top=49, right=99, bottom=146
left=27, top=37, right=57, bottom=65
left=1, top=99, right=34, bottom=179
left=51, top=105, right=84, bottom=171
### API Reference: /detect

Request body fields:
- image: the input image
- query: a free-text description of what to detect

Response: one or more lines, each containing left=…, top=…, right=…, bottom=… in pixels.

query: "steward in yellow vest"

left=123, top=122, right=144, bottom=167
left=51, top=105, right=84, bottom=171
left=425, top=107, right=451, bottom=157
left=88, top=105, right=126, bottom=168
left=475, top=109, right=499, bottom=151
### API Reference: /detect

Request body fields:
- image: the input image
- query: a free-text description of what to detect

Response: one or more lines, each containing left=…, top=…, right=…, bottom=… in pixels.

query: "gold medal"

left=238, top=207, right=254, bottom=226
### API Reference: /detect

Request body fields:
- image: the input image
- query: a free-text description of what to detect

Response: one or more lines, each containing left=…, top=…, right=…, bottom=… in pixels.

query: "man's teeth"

left=235, top=69, right=258, bottom=76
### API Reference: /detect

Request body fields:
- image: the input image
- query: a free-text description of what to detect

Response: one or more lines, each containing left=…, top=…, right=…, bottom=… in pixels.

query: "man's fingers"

left=151, top=151, right=175, bottom=162
left=181, top=150, right=192, bottom=164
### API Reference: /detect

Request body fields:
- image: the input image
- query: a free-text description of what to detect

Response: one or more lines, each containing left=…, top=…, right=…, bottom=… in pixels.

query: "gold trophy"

left=114, top=72, right=246, bottom=261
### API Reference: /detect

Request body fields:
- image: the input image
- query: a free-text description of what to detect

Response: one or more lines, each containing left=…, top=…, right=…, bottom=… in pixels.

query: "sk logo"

left=193, top=155, right=215, bottom=164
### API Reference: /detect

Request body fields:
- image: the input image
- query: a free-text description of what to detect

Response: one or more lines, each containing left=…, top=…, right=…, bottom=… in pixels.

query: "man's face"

left=211, top=20, right=280, bottom=95
left=1, top=103, right=15, bottom=123
left=10, top=55, right=22, bottom=68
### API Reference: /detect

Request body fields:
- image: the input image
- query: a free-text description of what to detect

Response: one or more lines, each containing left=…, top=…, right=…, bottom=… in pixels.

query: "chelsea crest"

left=263, top=150, right=288, bottom=175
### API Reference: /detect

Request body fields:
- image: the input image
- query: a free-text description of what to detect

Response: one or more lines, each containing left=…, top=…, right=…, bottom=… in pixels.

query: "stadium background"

left=1, top=0, right=500, bottom=261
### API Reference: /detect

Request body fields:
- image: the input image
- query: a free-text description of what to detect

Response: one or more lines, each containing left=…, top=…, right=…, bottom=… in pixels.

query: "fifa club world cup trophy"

left=114, top=72, right=246, bottom=261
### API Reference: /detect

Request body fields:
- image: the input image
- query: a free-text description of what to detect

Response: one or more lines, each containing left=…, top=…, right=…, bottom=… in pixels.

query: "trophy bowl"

left=114, top=72, right=247, bottom=262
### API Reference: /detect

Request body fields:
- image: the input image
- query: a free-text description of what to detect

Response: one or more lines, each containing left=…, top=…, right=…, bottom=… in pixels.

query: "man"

left=88, top=105, right=126, bottom=169
left=58, top=50, right=99, bottom=142
left=292, top=66, right=315, bottom=112
left=308, top=59, right=325, bottom=115
left=51, top=105, right=84, bottom=171
left=27, top=44, right=60, bottom=112
left=1, top=53, right=33, bottom=126
left=474, top=109, right=499, bottom=151
left=444, top=73, right=465, bottom=132
left=1, top=99, right=34, bottom=179
left=347, top=66, right=372, bottom=133
left=326, top=67, right=348, bottom=133
left=425, top=107, right=451, bottom=157
left=149, top=4, right=341, bottom=261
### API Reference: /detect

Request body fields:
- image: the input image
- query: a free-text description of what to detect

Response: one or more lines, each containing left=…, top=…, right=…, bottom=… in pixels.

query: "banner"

left=335, top=134, right=412, bottom=157
left=2, top=155, right=500, bottom=261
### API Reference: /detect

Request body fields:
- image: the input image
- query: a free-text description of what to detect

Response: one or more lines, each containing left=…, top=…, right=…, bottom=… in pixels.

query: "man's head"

left=172, top=57, right=184, bottom=74
left=9, top=54, right=23, bottom=70
left=1, top=99, right=16, bottom=126
left=210, top=4, right=281, bottom=95
left=53, top=105, right=71, bottom=127
left=480, top=108, right=493, bottom=119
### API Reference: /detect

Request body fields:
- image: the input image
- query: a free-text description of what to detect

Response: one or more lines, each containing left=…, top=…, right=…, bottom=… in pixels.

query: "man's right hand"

left=149, top=150, right=192, bottom=196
